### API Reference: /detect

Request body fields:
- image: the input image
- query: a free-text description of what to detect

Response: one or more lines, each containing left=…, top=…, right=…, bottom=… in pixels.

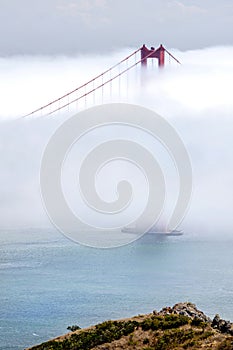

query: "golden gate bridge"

left=22, top=44, right=180, bottom=118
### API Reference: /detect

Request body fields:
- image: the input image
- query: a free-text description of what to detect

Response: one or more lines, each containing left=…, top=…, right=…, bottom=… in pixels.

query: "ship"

left=121, top=227, right=183, bottom=236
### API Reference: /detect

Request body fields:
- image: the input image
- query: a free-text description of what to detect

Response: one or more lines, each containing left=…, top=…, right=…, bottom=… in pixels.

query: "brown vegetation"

left=27, top=303, right=233, bottom=350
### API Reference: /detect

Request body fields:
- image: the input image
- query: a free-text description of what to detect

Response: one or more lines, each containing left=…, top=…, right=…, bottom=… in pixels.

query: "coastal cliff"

left=27, top=302, right=233, bottom=350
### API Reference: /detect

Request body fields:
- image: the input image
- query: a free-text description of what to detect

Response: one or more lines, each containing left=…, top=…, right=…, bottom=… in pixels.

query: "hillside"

left=27, top=303, right=233, bottom=350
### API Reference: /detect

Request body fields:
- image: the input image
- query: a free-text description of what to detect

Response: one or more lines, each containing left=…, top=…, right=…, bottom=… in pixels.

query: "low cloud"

left=0, top=46, right=233, bottom=239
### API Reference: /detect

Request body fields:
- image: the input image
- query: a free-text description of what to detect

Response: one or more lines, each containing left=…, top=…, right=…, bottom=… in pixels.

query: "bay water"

left=0, top=229, right=232, bottom=349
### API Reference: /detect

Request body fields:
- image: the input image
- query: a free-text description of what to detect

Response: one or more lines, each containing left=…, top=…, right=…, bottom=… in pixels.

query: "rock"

left=212, top=314, right=233, bottom=335
left=212, top=314, right=221, bottom=327
left=159, top=302, right=211, bottom=322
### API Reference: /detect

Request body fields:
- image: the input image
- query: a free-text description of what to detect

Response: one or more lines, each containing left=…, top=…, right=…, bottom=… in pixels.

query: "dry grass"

left=27, top=310, right=233, bottom=350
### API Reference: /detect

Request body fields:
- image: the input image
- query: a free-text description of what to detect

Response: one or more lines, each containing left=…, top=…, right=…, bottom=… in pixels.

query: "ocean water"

left=0, top=229, right=233, bottom=350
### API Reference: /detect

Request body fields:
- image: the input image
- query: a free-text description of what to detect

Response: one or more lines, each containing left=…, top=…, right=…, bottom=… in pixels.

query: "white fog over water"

left=0, top=46, right=233, bottom=239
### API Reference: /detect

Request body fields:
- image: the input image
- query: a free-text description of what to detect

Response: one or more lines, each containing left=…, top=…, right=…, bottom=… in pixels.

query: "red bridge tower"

left=141, top=44, right=165, bottom=68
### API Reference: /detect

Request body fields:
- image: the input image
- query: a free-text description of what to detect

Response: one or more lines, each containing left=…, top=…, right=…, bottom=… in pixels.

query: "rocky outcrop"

left=155, top=302, right=211, bottom=322
left=154, top=302, right=233, bottom=336
left=212, top=314, right=233, bottom=335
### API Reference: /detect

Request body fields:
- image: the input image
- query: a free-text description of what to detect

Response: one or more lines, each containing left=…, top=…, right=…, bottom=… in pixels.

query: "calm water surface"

left=0, top=229, right=233, bottom=349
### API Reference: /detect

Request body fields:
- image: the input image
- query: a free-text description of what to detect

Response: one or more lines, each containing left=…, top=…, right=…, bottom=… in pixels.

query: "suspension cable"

left=21, top=46, right=180, bottom=118
left=21, top=47, right=142, bottom=118
left=39, top=48, right=158, bottom=117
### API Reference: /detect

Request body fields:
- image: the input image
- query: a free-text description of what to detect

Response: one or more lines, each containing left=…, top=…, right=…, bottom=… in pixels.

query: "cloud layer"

left=0, top=46, right=233, bottom=239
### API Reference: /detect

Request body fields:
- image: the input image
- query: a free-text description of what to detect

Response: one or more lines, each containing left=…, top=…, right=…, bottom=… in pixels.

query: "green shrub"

left=161, top=314, right=190, bottom=329
left=141, top=314, right=189, bottom=332
left=67, top=325, right=81, bottom=332
left=141, top=318, right=153, bottom=331
left=154, top=329, right=196, bottom=350
left=143, top=337, right=150, bottom=344
left=198, top=330, right=213, bottom=339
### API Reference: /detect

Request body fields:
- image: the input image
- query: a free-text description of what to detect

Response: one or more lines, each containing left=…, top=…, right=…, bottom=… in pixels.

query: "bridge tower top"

left=141, top=44, right=165, bottom=68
